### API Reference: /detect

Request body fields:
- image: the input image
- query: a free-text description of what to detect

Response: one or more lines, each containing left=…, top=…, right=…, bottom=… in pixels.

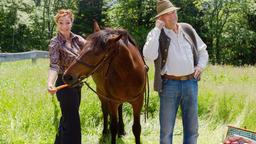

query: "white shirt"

left=143, top=24, right=209, bottom=76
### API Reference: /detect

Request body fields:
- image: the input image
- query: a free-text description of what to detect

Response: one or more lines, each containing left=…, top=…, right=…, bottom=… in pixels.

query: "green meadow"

left=0, top=59, right=255, bottom=144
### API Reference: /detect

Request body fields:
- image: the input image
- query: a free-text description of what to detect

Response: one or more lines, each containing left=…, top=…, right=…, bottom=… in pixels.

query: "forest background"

left=0, top=0, right=256, bottom=65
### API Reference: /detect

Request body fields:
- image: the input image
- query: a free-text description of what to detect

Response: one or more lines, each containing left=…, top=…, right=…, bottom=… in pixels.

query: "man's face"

left=160, top=10, right=178, bottom=25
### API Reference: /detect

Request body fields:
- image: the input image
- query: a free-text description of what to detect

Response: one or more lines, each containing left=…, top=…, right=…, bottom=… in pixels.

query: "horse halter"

left=75, top=45, right=118, bottom=82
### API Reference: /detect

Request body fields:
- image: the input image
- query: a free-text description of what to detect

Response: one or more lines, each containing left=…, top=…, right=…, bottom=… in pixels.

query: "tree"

left=195, top=0, right=256, bottom=65
left=173, top=0, right=204, bottom=33
left=104, top=0, right=156, bottom=48
left=72, top=0, right=104, bottom=36
left=0, top=0, right=33, bottom=52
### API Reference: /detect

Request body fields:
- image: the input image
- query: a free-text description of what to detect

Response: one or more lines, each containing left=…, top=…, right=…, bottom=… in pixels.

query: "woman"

left=47, top=9, right=86, bottom=144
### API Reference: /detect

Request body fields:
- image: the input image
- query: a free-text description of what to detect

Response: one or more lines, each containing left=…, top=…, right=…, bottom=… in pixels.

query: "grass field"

left=0, top=59, right=255, bottom=144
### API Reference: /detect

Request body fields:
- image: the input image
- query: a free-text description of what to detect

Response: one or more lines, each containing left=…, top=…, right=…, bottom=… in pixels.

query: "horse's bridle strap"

left=76, top=59, right=96, bottom=68
left=76, top=49, right=117, bottom=82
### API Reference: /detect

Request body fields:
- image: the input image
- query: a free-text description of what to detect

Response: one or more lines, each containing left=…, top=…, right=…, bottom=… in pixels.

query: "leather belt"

left=162, top=73, right=194, bottom=81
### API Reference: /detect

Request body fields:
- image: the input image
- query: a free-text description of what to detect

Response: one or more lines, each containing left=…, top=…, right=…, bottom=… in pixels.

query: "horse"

left=62, top=21, right=147, bottom=144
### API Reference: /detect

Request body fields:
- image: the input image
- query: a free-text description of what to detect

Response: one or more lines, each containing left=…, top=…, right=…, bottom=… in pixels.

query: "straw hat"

left=155, top=0, right=180, bottom=18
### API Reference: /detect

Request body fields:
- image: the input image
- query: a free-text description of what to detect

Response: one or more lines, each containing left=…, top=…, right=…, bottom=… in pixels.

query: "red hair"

left=54, top=9, right=74, bottom=23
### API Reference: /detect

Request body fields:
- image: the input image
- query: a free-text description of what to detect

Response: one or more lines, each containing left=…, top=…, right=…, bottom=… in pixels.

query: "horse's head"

left=63, top=21, right=123, bottom=85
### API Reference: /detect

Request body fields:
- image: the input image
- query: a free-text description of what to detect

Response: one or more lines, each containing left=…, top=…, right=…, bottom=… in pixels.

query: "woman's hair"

left=54, top=9, right=74, bottom=24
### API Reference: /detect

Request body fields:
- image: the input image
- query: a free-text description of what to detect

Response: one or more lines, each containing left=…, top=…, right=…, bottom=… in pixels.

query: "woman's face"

left=57, top=15, right=72, bottom=34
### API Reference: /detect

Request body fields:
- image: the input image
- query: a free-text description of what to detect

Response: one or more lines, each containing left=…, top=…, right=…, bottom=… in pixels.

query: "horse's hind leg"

left=118, top=104, right=126, bottom=137
left=132, top=111, right=142, bottom=144
left=131, top=96, right=143, bottom=144
left=101, top=100, right=109, bottom=134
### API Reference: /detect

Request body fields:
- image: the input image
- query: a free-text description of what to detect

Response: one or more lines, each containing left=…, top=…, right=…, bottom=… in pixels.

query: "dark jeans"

left=54, top=75, right=82, bottom=144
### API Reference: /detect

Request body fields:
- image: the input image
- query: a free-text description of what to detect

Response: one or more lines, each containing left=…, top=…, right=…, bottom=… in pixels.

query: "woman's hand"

left=47, top=69, right=58, bottom=95
left=48, top=85, right=57, bottom=95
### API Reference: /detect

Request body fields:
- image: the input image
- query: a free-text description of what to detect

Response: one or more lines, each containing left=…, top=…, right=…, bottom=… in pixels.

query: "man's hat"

left=155, top=0, right=180, bottom=18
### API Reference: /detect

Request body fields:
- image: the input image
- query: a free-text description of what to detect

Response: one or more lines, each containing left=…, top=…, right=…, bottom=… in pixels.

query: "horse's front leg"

left=131, top=95, right=144, bottom=144
left=118, top=103, right=126, bottom=137
left=101, top=100, right=109, bottom=135
left=108, top=102, right=119, bottom=144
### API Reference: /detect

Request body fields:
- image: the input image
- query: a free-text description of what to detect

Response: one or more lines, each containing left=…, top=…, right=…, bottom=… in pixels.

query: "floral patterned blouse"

left=48, top=32, right=86, bottom=74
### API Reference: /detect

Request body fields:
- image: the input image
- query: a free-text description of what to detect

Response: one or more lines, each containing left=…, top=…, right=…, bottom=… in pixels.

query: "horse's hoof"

left=118, top=131, right=126, bottom=137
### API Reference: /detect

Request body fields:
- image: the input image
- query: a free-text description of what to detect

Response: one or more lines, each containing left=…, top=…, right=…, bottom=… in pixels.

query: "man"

left=143, top=0, right=209, bottom=144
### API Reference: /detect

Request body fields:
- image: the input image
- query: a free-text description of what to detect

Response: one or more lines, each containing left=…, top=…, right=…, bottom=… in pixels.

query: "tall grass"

left=199, top=65, right=256, bottom=129
left=0, top=60, right=255, bottom=143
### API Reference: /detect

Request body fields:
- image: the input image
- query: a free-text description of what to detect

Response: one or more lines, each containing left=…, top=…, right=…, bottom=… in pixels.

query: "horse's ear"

left=93, top=19, right=101, bottom=32
left=108, top=34, right=122, bottom=43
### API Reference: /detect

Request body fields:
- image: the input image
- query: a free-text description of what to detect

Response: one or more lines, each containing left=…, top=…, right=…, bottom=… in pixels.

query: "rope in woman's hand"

left=53, top=84, right=69, bottom=91
left=48, top=84, right=69, bottom=95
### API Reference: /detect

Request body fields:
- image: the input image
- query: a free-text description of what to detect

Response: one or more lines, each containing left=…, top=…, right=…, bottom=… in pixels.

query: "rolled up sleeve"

left=143, top=27, right=161, bottom=62
left=192, top=28, right=209, bottom=69
left=48, top=40, right=60, bottom=73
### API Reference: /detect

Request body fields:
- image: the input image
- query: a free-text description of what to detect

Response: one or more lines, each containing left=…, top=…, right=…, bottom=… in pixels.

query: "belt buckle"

left=180, top=76, right=187, bottom=80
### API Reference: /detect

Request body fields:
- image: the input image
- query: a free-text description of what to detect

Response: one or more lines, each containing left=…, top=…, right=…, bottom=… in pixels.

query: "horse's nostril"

left=63, top=74, right=74, bottom=84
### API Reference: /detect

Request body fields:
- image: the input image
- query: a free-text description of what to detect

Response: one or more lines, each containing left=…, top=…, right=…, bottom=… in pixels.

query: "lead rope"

left=144, top=65, right=150, bottom=123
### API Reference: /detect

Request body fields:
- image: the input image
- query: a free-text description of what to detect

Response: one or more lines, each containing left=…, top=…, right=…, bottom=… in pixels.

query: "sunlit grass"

left=0, top=60, right=255, bottom=143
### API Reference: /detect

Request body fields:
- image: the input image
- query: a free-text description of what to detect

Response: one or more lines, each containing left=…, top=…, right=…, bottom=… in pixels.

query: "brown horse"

left=63, top=22, right=147, bottom=144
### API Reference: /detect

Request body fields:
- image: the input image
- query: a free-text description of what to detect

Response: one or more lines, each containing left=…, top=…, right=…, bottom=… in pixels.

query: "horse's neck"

left=113, top=42, right=139, bottom=71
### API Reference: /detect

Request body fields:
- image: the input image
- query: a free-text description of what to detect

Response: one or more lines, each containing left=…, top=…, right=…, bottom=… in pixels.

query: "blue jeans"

left=159, top=78, right=199, bottom=144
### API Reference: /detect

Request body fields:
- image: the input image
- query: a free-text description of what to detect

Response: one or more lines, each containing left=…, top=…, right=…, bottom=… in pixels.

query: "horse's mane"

left=106, top=28, right=137, bottom=47
left=86, top=28, right=137, bottom=49
left=85, top=31, right=107, bottom=51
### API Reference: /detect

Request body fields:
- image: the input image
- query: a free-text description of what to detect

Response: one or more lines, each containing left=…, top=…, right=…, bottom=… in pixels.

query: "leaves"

left=0, top=0, right=255, bottom=65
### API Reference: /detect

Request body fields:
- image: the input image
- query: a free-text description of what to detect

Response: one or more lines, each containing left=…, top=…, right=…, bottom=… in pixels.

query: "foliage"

left=173, top=0, right=204, bottom=34
left=0, top=0, right=255, bottom=65
left=0, top=0, right=78, bottom=52
left=0, top=0, right=33, bottom=52
left=72, top=0, right=104, bottom=36
left=104, top=0, right=156, bottom=48
left=195, top=0, right=256, bottom=65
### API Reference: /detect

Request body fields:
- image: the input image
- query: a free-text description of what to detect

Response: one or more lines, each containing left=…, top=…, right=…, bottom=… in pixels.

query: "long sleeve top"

left=143, top=24, right=209, bottom=76
left=48, top=32, right=86, bottom=74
